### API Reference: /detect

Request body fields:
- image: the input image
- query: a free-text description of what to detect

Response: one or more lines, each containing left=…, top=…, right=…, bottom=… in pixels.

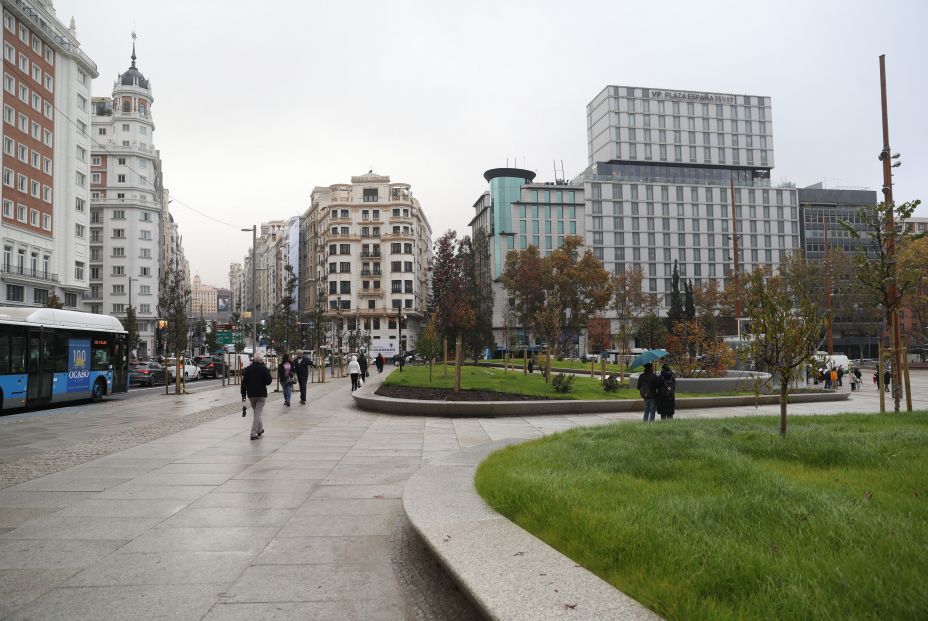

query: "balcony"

left=1, top=265, right=58, bottom=283
left=359, top=289, right=384, bottom=298
left=381, top=232, right=415, bottom=242
left=361, top=233, right=381, bottom=239
left=360, top=269, right=382, bottom=277
left=360, top=252, right=381, bottom=258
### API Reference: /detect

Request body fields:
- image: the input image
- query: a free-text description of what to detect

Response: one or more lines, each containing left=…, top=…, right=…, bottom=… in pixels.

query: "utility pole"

left=728, top=177, right=742, bottom=321
left=823, top=214, right=833, bottom=354
left=878, top=54, right=903, bottom=413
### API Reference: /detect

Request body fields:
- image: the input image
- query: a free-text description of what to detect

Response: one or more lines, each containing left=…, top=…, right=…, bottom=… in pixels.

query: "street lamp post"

left=241, top=226, right=257, bottom=354
left=397, top=306, right=405, bottom=373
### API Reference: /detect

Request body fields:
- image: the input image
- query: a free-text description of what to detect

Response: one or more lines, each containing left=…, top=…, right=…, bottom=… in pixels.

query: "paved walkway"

left=0, top=370, right=925, bottom=619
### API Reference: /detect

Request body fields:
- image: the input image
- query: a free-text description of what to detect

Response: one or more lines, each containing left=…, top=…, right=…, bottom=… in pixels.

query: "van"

left=814, top=352, right=850, bottom=370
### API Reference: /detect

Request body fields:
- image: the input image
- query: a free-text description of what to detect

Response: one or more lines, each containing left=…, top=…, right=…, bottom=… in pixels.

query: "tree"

left=841, top=199, right=923, bottom=411
left=124, top=306, right=140, bottom=359
left=458, top=231, right=494, bottom=363
left=635, top=312, right=667, bottom=350
left=665, top=318, right=734, bottom=378
left=611, top=266, right=657, bottom=380
left=192, top=315, right=207, bottom=355
left=206, top=320, right=219, bottom=354
left=268, top=264, right=298, bottom=354
left=667, top=260, right=684, bottom=330
left=416, top=317, right=442, bottom=383
left=743, top=267, right=825, bottom=437
left=683, top=279, right=696, bottom=321
left=431, top=231, right=476, bottom=393
left=45, top=293, right=64, bottom=309
left=157, top=262, right=191, bottom=359
left=502, top=245, right=544, bottom=373
left=693, top=279, right=723, bottom=337
left=899, top=236, right=928, bottom=345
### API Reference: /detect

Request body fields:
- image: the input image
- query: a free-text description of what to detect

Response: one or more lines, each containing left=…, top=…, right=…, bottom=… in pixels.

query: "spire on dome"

left=130, top=31, right=137, bottom=68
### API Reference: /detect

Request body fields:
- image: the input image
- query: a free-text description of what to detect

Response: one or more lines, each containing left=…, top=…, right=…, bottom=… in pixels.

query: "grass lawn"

left=482, top=357, right=635, bottom=373
left=474, top=413, right=928, bottom=620
left=386, top=364, right=650, bottom=400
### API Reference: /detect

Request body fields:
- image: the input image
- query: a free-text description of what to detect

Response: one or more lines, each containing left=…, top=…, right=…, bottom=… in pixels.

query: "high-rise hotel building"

left=1, top=1, right=97, bottom=308
left=582, top=86, right=800, bottom=309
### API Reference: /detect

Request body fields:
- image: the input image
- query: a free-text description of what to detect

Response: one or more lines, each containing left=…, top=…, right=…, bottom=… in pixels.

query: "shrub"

left=552, top=373, right=575, bottom=393
left=603, top=373, right=620, bottom=392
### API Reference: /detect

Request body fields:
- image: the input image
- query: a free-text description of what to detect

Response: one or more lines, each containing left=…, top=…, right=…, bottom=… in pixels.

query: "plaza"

left=0, top=370, right=926, bottom=619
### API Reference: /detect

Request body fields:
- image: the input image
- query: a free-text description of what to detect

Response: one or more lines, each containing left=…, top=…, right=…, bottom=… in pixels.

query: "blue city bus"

left=0, top=307, right=128, bottom=411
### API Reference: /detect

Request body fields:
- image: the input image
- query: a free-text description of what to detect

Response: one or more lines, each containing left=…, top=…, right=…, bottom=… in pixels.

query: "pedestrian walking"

left=296, top=350, right=311, bottom=404
left=852, top=366, right=862, bottom=390
left=278, top=354, right=294, bottom=406
left=837, top=366, right=845, bottom=387
left=656, top=363, right=676, bottom=420
left=637, top=362, right=658, bottom=422
left=358, top=351, right=369, bottom=380
left=883, top=368, right=891, bottom=393
left=527, top=358, right=534, bottom=374
left=241, top=352, right=273, bottom=441
left=849, top=367, right=859, bottom=391
left=375, top=353, right=384, bottom=374
left=348, top=355, right=362, bottom=391
left=824, top=367, right=833, bottom=389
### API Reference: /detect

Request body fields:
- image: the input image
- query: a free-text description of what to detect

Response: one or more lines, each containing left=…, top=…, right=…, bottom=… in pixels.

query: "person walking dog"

left=241, top=352, right=273, bottom=441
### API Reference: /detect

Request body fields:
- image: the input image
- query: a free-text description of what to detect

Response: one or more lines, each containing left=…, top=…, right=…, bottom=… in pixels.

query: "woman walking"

left=656, top=363, right=676, bottom=420
left=348, top=355, right=362, bottom=391
left=278, top=353, right=293, bottom=406
left=375, top=353, right=384, bottom=374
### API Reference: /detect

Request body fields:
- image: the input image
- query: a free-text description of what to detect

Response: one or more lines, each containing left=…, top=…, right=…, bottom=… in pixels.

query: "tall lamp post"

left=397, top=306, right=406, bottom=372
left=241, top=226, right=257, bottom=354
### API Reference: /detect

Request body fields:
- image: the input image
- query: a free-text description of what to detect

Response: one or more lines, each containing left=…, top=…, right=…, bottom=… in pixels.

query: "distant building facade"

left=190, top=274, right=217, bottom=318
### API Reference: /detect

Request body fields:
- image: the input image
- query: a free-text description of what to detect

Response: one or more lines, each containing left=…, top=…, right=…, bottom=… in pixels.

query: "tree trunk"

left=780, top=377, right=789, bottom=437
left=523, top=347, right=527, bottom=375
left=454, top=334, right=463, bottom=394
left=443, top=338, right=448, bottom=376
left=601, top=357, right=606, bottom=386
left=546, top=350, right=551, bottom=384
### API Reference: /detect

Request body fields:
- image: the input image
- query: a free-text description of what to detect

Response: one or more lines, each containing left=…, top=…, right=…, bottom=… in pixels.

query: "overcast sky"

left=54, top=0, right=927, bottom=287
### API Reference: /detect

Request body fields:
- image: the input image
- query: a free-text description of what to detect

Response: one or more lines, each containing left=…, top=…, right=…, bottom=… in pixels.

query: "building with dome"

left=299, top=172, right=432, bottom=358
left=84, top=38, right=167, bottom=358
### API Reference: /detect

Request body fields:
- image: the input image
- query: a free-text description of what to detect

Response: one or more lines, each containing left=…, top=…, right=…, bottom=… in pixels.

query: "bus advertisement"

left=0, top=307, right=128, bottom=411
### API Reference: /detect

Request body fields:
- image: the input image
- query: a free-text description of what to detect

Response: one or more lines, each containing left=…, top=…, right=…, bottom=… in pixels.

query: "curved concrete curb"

left=403, top=440, right=664, bottom=621
left=353, top=381, right=850, bottom=417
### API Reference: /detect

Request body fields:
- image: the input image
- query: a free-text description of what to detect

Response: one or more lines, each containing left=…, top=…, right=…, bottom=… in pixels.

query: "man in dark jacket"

left=636, top=362, right=658, bottom=422
left=296, top=350, right=311, bottom=404
left=241, top=352, right=273, bottom=440
left=358, top=352, right=368, bottom=380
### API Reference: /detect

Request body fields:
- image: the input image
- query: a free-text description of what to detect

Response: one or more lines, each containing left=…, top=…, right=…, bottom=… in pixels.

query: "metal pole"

left=729, top=177, right=742, bottom=320
left=823, top=215, right=833, bottom=354
left=879, top=54, right=903, bottom=412
left=397, top=307, right=403, bottom=372
left=251, top=225, right=257, bottom=355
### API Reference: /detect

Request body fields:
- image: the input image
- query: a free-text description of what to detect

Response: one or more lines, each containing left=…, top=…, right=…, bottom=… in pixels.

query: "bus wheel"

left=91, top=379, right=106, bottom=403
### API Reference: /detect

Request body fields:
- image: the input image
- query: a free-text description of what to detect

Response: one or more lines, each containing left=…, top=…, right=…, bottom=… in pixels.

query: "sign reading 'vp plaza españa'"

left=648, top=89, right=736, bottom=104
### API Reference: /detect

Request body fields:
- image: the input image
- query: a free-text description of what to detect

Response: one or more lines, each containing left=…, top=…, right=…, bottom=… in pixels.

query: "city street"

left=0, top=370, right=925, bottom=619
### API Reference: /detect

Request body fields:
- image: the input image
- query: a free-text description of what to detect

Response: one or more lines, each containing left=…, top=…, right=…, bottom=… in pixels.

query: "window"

left=29, top=209, right=38, bottom=226
left=112, top=228, right=125, bottom=239
left=117, top=174, right=126, bottom=183
left=98, top=127, right=106, bottom=135
left=2, top=199, right=11, bottom=218
left=139, top=266, right=150, bottom=276
left=140, top=285, right=151, bottom=295
left=112, top=210, right=125, bottom=220
left=42, top=214, right=50, bottom=230
left=113, top=247, right=125, bottom=257
left=139, top=304, right=151, bottom=313
left=112, top=304, right=125, bottom=314
left=6, top=284, right=23, bottom=302
left=74, top=261, right=85, bottom=280
left=363, top=188, right=378, bottom=202
left=76, top=172, right=85, bottom=186
left=33, top=288, right=48, bottom=305
left=64, top=293, right=77, bottom=307
left=140, top=230, right=151, bottom=240
left=75, top=223, right=85, bottom=238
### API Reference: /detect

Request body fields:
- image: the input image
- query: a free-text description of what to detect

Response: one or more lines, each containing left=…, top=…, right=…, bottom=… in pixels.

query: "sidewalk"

left=0, top=371, right=924, bottom=619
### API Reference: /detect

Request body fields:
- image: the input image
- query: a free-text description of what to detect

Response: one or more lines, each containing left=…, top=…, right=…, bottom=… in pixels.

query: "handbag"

left=286, top=373, right=297, bottom=385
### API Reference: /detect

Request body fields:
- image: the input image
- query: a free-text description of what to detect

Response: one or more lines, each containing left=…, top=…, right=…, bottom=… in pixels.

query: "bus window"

left=42, top=333, right=55, bottom=372
left=92, top=345, right=111, bottom=371
left=28, top=337, right=41, bottom=372
left=0, top=331, right=8, bottom=374
left=10, top=333, right=26, bottom=373
left=53, top=332, right=68, bottom=373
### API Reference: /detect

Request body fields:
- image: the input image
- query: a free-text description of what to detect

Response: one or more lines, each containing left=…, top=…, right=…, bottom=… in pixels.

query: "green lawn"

left=384, top=364, right=643, bottom=400
left=482, top=357, right=636, bottom=373
left=474, top=413, right=928, bottom=620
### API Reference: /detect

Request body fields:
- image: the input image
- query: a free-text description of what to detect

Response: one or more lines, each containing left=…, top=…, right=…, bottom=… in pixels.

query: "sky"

left=53, top=0, right=928, bottom=287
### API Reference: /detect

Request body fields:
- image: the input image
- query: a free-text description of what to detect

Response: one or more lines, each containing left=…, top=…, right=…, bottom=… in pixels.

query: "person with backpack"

left=636, top=362, right=658, bottom=422
left=656, top=363, right=676, bottom=420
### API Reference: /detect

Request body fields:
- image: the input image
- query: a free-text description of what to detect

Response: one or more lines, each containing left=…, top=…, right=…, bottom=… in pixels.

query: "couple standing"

left=636, top=362, right=676, bottom=422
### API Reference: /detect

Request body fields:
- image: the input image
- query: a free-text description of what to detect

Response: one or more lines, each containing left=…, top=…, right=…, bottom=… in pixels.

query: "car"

left=164, top=359, right=200, bottom=382
left=129, top=362, right=165, bottom=386
left=197, top=356, right=224, bottom=379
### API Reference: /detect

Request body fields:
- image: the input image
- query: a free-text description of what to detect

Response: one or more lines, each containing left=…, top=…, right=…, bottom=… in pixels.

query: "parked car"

left=129, top=362, right=165, bottom=386
left=197, top=356, right=224, bottom=379
left=164, top=358, right=200, bottom=382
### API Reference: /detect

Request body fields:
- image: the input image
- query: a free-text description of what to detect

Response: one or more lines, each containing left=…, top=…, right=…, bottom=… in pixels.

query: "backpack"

left=658, top=378, right=674, bottom=399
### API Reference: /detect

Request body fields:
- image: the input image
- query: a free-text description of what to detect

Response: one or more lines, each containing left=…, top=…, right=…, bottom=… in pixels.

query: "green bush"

left=552, top=372, right=575, bottom=393
left=603, top=373, right=620, bottom=392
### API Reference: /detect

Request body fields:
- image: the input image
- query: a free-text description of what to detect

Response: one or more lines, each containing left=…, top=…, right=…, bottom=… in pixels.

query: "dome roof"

left=119, top=40, right=149, bottom=89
